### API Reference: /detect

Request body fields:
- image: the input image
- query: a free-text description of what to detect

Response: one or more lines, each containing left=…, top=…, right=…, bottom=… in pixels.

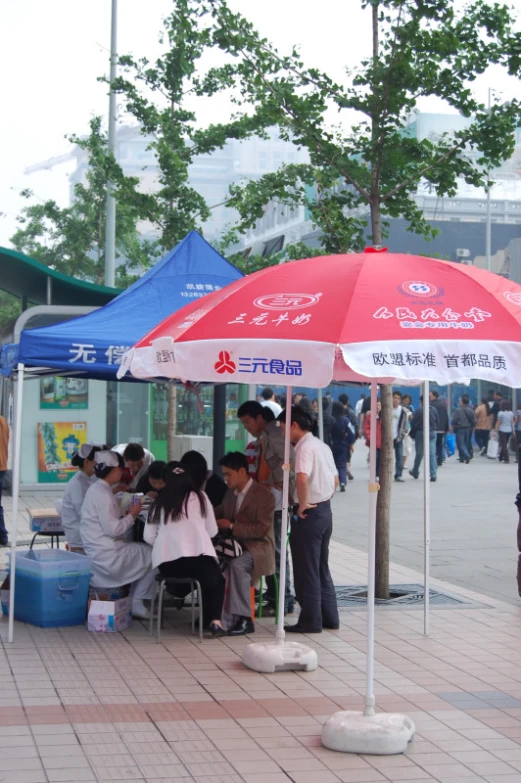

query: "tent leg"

left=423, top=381, right=430, bottom=636
left=8, top=363, right=24, bottom=644
left=364, top=381, right=378, bottom=717
left=317, top=388, right=324, bottom=441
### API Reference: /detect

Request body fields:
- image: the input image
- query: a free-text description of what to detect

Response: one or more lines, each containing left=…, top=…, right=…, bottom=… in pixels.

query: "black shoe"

left=394, top=477, right=405, bottom=482
left=465, top=458, right=470, bottom=464
left=323, top=624, right=340, bottom=630
left=227, top=617, right=255, bottom=636
left=340, top=483, right=346, bottom=492
left=347, top=470, right=354, bottom=481
left=209, top=622, right=226, bottom=637
left=430, top=477, right=437, bottom=482
left=0, top=538, right=9, bottom=547
left=266, top=603, right=295, bottom=616
left=409, top=470, right=418, bottom=479
left=284, top=624, right=322, bottom=634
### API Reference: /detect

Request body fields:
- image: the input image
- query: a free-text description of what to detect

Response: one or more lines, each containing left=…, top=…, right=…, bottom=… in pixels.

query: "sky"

left=1, top=0, right=520, bottom=247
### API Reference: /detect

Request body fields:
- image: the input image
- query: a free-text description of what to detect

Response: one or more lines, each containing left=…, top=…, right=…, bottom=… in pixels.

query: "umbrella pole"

left=8, top=362, right=24, bottom=643
left=276, top=386, right=293, bottom=642
left=364, top=381, right=378, bottom=717
left=423, top=381, right=430, bottom=636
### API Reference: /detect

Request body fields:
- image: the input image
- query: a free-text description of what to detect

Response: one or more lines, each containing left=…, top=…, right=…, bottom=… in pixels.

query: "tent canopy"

left=0, top=246, right=120, bottom=306
left=0, top=232, right=243, bottom=381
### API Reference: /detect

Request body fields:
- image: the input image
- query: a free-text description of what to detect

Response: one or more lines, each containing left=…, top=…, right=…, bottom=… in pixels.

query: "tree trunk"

left=375, top=383, right=392, bottom=598
left=167, top=384, right=177, bottom=461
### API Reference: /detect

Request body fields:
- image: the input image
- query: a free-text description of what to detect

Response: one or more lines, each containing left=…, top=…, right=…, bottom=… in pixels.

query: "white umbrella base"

left=242, top=641, right=318, bottom=673
left=322, top=711, right=415, bottom=755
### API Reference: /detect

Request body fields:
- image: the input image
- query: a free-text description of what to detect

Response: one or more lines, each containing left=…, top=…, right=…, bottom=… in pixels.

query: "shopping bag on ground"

left=445, top=433, right=455, bottom=457
left=487, top=433, right=499, bottom=459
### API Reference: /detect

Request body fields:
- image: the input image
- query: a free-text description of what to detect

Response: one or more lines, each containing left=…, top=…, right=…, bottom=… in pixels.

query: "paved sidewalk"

left=1, top=538, right=521, bottom=783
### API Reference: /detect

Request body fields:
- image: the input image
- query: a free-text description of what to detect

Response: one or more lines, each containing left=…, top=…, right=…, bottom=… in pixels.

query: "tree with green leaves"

left=10, top=117, right=156, bottom=288
left=199, top=0, right=521, bottom=597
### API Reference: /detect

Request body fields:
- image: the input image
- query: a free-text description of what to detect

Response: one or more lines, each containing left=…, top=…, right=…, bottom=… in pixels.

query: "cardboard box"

left=30, top=509, right=64, bottom=534
left=87, top=596, right=132, bottom=632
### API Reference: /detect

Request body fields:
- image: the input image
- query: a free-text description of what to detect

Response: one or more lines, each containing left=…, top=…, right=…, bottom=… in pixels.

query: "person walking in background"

left=321, top=396, right=335, bottom=450
left=331, top=401, right=356, bottom=491
left=475, top=397, right=494, bottom=456
left=496, top=399, right=515, bottom=463
left=392, top=391, right=409, bottom=482
left=355, top=393, right=366, bottom=420
left=338, top=393, right=358, bottom=480
left=364, top=400, right=382, bottom=479
left=401, top=394, right=413, bottom=470
left=409, top=396, right=438, bottom=482
left=429, top=390, right=449, bottom=467
left=0, top=413, right=10, bottom=546
left=451, top=394, right=477, bottom=464
left=260, top=388, right=282, bottom=418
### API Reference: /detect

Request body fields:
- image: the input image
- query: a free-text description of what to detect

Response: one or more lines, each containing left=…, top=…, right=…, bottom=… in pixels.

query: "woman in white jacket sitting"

left=144, top=462, right=225, bottom=637
left=61, top=443, right=103, bottom=552
left=81, top=450, right=155, bottom=620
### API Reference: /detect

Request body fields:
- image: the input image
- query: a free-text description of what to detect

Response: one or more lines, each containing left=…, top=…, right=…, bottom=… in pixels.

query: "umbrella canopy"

left=119, top=252, right=521, bottom=387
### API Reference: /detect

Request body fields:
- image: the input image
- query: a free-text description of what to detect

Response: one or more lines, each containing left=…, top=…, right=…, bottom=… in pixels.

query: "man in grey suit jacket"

left=216, top=452, right=275, bottom=636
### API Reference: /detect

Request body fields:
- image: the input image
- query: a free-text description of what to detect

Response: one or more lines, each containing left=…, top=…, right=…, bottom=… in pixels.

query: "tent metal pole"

left=317, top=388, right=324, bottom=441
left=423, top=381, right=430, bottom=636
left=8, top=363, right=25, bottom=643
left=364, top=380, right=378, bottom=717
left=276, top=386, right=292, bottom=641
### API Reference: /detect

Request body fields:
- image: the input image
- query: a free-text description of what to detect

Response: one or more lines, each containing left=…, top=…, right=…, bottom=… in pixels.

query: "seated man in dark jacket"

left=409, top=395, right=439, bottom=482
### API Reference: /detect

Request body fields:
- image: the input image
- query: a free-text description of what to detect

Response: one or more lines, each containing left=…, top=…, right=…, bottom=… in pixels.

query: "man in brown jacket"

left=216, top=452, right=275, bottom=636
left=0, top=414, right=9, bottom=545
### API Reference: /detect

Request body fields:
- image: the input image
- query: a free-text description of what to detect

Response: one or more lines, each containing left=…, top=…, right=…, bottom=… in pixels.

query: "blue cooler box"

left=9, top=550, right=92, bottom=628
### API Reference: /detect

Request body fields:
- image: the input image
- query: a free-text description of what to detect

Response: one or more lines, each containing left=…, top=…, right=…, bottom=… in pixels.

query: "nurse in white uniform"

left=61, top=443, right=102, bottom=552
left=81, top=450, right=155, bottom=619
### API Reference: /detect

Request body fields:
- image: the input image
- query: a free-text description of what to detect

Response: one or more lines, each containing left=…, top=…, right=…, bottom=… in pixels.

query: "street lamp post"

left=104, top=0, right=118, bottom=288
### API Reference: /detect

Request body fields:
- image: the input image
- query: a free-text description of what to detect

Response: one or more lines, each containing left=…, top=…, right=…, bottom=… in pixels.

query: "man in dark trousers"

left=451, top=394, right=477, bottom=464
left=429, top=390, right=450, bottom=467
left=409, top=395, right=439, bottom=482
left=279, top=406, right=339, bottom=634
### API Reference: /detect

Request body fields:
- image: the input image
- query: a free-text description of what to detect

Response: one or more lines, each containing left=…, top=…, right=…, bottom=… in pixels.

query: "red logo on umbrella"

left=214, top=351, right=236, bottom=374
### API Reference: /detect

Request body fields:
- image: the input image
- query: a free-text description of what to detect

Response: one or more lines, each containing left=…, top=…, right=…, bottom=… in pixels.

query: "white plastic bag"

left=487, top=432, right=499, bottom=459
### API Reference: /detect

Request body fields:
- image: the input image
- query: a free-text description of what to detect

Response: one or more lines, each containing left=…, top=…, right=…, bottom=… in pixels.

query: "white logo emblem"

left=402, top=280, right=439, bottom=298
left=253, top=293, right=322, bottom=311
left=504, top=291, right=521, bottom=306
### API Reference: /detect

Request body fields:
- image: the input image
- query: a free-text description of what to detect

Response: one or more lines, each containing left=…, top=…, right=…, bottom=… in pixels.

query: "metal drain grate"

left=335, top=583, right=486, bottom=610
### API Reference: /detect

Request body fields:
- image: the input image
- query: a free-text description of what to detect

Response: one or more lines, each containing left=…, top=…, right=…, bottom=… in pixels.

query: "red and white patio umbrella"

left=119, top=251, right=521, bottom=752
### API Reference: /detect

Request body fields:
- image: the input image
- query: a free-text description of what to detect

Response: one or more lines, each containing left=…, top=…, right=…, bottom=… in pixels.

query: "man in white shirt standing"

left=260, top=388, right=282, bottom=418
left=279, top=406, right=339, bottom=634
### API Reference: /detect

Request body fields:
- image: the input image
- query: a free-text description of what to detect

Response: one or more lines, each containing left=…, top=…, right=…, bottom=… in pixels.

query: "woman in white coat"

left=81, top=450, right=155, bottom=619
left=61, top=443, right=102, bottom=552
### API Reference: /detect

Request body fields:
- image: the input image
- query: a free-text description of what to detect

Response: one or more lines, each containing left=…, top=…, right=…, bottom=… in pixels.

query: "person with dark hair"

left=260, top=387, right=282, bottom=418
left=81, top=450, right=155, bottom=619
left=215, top=451, right=275, bottom=635
left=180, top=450, right=227, bottom=508
left=136, top=460, right=167, bottom=497
left=338, top=393, right=358, bottom=480
left=474, top=397, right=494, bottom=455
left=144, top=462, right=226, bottom=636
left=114, top=442, right=155, bottom=490
left=392, top=392, right=409, bottom=482
left=428, top=390, right=449, bottom=467
left=496, top=399, right=514, bottom=463
left=410, top=396, right=438, bottom=480
left=331, top=401, right=355, bottom=490
left=364, top=400, right=382, bottom=479
left=298, top=394, right=317, bottom=421
left=61, top=443, right=104, bottom=552
left=238, top=400, right=296, bottom=615
left=489, top=390, right=503, bottom=426
left=451, top=394, right=476, bottom=464
left=321, top=396, right=335, bottom=451
left=278, top=407, right=339, bottom=634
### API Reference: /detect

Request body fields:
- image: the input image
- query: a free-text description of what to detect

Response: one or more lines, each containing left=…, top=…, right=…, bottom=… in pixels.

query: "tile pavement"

left=1, top=495, right=521, bottom=781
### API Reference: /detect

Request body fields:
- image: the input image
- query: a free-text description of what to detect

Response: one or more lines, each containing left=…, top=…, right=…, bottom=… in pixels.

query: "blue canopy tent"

left=4, top=231, right=243, bottom=642
left=1, top=231, right=243, bottom=380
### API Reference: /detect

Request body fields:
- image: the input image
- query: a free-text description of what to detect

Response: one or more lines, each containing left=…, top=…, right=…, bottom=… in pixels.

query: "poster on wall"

left=40, top=377, right=88, bottom=409
left=37, top=422, right=87, bottom=483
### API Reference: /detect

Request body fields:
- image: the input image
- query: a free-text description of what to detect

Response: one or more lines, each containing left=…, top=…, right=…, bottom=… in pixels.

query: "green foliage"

left=111, top=0, right=273, bottom=253
left=199, top=0, right=521, bottom=249
left=10, top=118, right=157, bottom=286
left=0, top=291, right=22, bottom=330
